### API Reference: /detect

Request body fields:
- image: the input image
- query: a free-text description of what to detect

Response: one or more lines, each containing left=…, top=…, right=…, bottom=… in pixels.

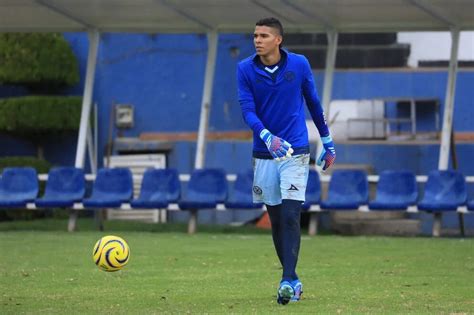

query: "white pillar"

left=69, top=30, right=99, bottom=232
left=322, top=31, right=338, bottom=117
left=438, top=29, right=460, bottom=170
left=194, top=31, right=218, bottom=169
left=75, top=30, right=100, bottom=168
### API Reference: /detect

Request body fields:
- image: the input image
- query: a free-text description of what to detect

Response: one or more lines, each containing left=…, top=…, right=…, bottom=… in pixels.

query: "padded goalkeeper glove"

left=260, top=129, right=294, bottom=161
left=317, top=135, right=336, bottom=171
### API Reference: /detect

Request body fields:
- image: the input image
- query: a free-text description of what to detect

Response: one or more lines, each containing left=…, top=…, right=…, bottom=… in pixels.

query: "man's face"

left=254, top=25, right=282, bottom=56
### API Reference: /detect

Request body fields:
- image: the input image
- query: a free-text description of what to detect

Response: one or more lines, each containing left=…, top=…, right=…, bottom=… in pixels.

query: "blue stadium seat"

left=320, top=170, right=368, bottom=210
left=225, top=170, right=262, bottom=209
left=179, top=169, right=227, bottom=210
left=131, top=168, right=180, bottom=209
left=418, top=170, right=467, bottom=212
left=36, top=167, right=85, bottom=208
left=83, top=168, right=133, bottom=208
left=302, top=169, right=321, bottom=211
left=0, top=167, right=38, bottom=208
left=468, top=199, right=474, bottom=211
left=369, top=170, right=417, bottom=210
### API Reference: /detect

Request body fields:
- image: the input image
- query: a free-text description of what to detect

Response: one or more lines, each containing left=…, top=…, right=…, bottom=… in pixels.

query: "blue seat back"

left=187, top=169, right=227, bottom=203
left=327, top=170, right=368, bottom=204
left=92, top=168, right=133, bottom=201
left=0, top=167, right=38, bottom=200
left=375, top=170, right=417, bottom=204
left=305, top=169, right=321, bottom=204
left=139, top=168, right=180, bottom=202
left=231, top=170, right=254, bottom=202
left=44, top=167, right=85, bottom=200
left=423, top=170, right=466, bottom=204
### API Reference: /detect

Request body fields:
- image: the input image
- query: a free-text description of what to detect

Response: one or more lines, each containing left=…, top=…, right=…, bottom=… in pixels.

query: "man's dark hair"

left=256, top=17, right=284, bottom=37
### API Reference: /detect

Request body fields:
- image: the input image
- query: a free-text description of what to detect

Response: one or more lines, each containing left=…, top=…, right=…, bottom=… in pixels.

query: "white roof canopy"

left=1, top=0, right=473, bottom=33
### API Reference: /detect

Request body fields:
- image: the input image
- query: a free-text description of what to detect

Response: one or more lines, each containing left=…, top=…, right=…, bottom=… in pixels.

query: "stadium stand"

left=225, top=170, right=263, bottom=209
left=83, top=168, right=133, bottom=208
left=418, top=170, right=467, bottom=211
left=369, top=170, right=418, bottom=210
left=417, top=170, right=467, bottom=236
left=131, top=168, right=180, bottom=209
left=178, top=169, right=228, bottom=233
left=35, top=167, right=85, bottom=208
left=302, top=169, right=321, bottom=211
left=0, top=167, right=38, bottom=208
left=303, top=169, right=322, bottom=235
left=468, top=199, right=474, bottom=211
left=3, top=165, right=472, bottom=236
left=320, top=170, right=369, bottom=210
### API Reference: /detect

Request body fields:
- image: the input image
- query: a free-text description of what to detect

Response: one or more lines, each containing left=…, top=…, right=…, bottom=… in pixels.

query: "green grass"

left=0, top=219, right=473, bottom=314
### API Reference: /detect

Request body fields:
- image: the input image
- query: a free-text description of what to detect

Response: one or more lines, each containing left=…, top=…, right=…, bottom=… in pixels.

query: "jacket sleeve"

left=301, top=56, right=330, bottom=137
left=237, top=64, right=265, bottom=136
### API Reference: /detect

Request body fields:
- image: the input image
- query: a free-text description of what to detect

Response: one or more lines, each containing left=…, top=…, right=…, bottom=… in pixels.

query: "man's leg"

left=278, top=154, right=309, bottom=303
left=266, top=204, right=283, bottom=266
left=253, top=158, right=282, bottom=265
left=280, top=199, right=302, bottom=282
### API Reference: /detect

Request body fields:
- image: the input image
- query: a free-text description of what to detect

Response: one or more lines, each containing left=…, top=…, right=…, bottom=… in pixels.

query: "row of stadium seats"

left=0, top=166, right=473, bottom=212
left=0, top=166, right=472, bottom=235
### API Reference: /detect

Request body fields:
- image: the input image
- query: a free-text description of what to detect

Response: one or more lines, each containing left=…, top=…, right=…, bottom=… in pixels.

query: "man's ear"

left=276, top=35, right=283, bottom=45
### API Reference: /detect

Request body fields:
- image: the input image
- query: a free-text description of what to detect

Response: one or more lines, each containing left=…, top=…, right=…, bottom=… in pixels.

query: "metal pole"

left=194, top=31, right=218, bottom=169
left=75, top=30, right=100, bottom=168
left=410, top=99, right=416, bottom=138
left=87, top=124, right=96, bottom=173
left=438, top=29, right=460, bottom=170
left=322, top=31, right=338, bottom=118
left=69, top=30, right=99, bottom=232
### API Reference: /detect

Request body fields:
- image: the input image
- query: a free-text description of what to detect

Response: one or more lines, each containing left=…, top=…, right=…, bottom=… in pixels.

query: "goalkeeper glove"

left=260, top=129, right=294, bottom=161
left=317, top=135, right=336, bottom=171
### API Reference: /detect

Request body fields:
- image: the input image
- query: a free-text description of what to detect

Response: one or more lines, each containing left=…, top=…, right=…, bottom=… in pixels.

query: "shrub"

left=0, top=95, right=82, bottom=135
left=0, top=33, right=79, bottom=93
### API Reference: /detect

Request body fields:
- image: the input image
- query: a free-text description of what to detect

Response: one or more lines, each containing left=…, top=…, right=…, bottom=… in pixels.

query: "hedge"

left=0, top=156, right=52, bottom=174
left=0, top=33, right=79, bottom=92
left=0, top=95, right=82, bottom=134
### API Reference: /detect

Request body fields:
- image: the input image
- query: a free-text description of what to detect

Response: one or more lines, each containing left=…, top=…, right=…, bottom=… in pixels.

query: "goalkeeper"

left=237, top=17, right=336, bottom=305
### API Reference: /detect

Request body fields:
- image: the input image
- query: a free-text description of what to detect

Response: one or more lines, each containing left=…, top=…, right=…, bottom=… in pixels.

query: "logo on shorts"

left=288, top=184, right=299, bottom=191
left=253, top=186, right=263, bottom=195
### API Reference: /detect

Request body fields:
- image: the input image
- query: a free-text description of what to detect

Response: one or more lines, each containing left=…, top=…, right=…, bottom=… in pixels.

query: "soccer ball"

left=93, top=235, right=130, bottom=272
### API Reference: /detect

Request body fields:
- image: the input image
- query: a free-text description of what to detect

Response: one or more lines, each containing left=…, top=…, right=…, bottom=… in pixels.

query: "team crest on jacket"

left=284, top=71, right=295, bottom=81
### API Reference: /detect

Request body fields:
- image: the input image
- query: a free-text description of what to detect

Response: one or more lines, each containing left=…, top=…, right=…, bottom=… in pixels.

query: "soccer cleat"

left=290, top=280, right=303, bottom=302
left=277, top=281, right=294, bottom=305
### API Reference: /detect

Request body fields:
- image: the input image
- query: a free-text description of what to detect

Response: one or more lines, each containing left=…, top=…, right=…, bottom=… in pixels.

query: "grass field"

left=1, top=219, right=473, bottom=314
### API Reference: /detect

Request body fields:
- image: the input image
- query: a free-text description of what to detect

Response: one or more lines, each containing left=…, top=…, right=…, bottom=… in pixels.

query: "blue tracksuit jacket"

left=237, top=49, right=329, bottom=159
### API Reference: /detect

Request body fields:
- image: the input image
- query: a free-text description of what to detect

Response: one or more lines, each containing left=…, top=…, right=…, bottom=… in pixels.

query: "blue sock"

left=266, top=204, right=283, bottom=267
left=280, top=199, right=302, bottom=282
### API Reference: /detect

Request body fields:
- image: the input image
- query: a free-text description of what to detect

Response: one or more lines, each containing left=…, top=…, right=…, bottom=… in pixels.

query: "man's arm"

left=237, top=64, right=293, bottom=161
left=237, top=64, right=265, bottom=136
left=301, top=57, right=336, bottom=170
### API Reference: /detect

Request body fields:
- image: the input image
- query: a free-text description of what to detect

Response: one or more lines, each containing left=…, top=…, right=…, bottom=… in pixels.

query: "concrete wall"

left=0, top=33, right=473, bottom=233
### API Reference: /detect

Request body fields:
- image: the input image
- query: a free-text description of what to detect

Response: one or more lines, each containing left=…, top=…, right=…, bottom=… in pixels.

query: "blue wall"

left=1, top=33, right=473, bottom=233
left=1, top=32, right=473, bottom=177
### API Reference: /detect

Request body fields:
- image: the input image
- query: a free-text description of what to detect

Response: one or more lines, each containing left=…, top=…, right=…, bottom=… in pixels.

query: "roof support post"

left=75, top=30, right=99, bottom=169
left=69, top=30, right=99, bottom=232
left=322, top=30, right=338, bottom=118
left=194, top=31, right=218, bottom=169
left=438, top=29, right=460, bottom=170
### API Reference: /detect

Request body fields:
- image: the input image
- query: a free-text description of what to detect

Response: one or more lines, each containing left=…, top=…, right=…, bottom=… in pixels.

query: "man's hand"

left=260, top=129, right=294, bottom=161
left=317, top=135, right=336, bottom=171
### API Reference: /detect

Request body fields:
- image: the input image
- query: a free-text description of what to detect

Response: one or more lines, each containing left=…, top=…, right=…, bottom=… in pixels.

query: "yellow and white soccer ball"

left=93, top=235, right=130, bottom=272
